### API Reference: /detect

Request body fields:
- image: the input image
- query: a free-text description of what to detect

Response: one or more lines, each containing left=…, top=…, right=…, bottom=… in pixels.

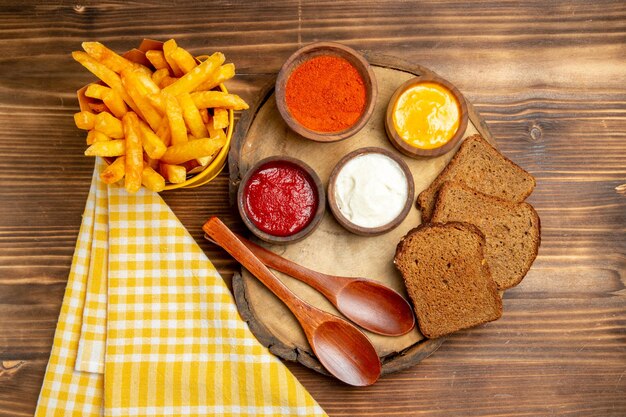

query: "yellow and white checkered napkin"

left=36, top=159, right=327, bottom=417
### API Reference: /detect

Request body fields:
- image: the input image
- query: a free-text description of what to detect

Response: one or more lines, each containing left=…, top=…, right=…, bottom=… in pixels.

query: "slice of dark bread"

left=432, top=181, right=541, bottom=290
left=394, top=222, right=502, bottom=339
left=417, top=134, right=536, bottom=221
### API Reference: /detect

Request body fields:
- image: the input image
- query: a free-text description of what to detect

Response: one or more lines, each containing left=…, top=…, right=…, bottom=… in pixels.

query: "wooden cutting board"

left=228, top=53, right=495, bottom=376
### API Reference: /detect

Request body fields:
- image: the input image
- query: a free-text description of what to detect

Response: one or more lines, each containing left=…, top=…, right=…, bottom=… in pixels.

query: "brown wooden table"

left=1, top=1, right=625, bottom=416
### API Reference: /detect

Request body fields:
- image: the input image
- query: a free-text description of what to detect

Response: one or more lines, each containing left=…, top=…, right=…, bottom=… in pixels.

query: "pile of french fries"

left=72, top=39, right=248, bottom=193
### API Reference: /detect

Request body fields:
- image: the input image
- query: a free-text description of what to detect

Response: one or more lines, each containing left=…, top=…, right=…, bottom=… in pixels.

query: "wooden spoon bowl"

left=203, top=217, right=382, bottom=386
left=275, top=41, right=378, bottom=142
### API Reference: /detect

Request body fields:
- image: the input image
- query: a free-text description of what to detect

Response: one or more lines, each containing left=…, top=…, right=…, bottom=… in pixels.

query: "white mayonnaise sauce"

left=334, top=153, right=408, bottom=228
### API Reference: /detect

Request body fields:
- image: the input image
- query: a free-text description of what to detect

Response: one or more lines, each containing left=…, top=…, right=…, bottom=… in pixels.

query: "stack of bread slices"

left=394, top=134, right=540, bottom=339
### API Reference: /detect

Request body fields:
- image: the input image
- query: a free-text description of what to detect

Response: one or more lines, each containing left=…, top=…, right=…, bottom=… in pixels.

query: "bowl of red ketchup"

left=238, top=156, right=326, bottom=243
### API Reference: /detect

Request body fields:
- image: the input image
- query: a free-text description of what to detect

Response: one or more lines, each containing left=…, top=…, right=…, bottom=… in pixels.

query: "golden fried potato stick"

left=130, top=68, right=161, bottom=95
left=151, top=68, right=170, bottom=86
left=85, top=84, right=127, bottom=118
left=85, top=83, right=109, bottom=99
left=72, top=51, right=141, bottom=115
left=171, top=46, right=197, bottom=73
left=94, top=112, right=124, bottom=138
left=164, top=93, right=188, bottom=145
left=102, top=90, right=128, bottom=119
left=155, top=118, right=172, bottom=147
left=159, top=163, right=187, bottom=184
left=122, top=112, right=143, bottom=193
left=178, top=93, right=209, bottom=139
left=159, top=76, right=178, bottom=88
left=74, top=111, right=96, bottom=130
left=88, top=102, right=108, bottom=113
left=84, top=139, right=126, bottom=156
left=190, top=91, right=248, bottom=110
left=163, top=39, right=184, bottom=77
left=141, top=166, right=165, bottom=192
left=194, top=63, right=235, bottom=92
left=86, top=130, right=111, bottom=145
left=82, top=41, right=141, bottom=74
left=208, top=124, right=226, bottom=139
left=144, top=154, right=159, bottom=170
left=162, top=52, right=225, bottom=97
left=137, top=119, right=167, bottom=159
left=161, top=136, right=226, bottom=165
left=145, top=50, right=169, bottom=71
left=120, top=69, right=162, bottom=131
left=100, top=156, right=125, bottom=184
left=213, top=108, right=229, bottom=129
left=198, top=108, right=210, bottom=124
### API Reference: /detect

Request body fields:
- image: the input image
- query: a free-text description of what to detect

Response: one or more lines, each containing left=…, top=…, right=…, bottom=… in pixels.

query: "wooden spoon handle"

left=233, top=233, right=344, bottom=296
left=202, top=217, right=316, bottom=321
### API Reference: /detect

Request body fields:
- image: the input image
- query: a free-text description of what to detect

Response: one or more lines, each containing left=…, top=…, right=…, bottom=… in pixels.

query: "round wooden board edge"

left=228, top=51, right=494, bottom=376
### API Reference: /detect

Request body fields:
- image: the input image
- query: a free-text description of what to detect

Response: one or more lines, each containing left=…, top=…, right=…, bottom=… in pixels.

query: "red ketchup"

left=243, top=161, right=318, bottom=237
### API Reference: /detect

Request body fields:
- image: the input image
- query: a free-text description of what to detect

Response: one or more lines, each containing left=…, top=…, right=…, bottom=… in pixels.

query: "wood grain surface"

left=0, top=1, right=624, bottom=416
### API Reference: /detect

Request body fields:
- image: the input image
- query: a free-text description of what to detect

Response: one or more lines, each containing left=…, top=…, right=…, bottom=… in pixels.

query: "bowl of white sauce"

left=327, top=147, right=414, bottom=236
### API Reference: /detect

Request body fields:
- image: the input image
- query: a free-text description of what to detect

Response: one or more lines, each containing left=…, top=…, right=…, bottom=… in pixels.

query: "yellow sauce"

left=392, top=82, right=460, bottom=150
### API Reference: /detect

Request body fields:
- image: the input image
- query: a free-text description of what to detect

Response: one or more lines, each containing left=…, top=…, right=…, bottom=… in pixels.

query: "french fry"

left=85, top=83, right=110, bottom=99
left=171, top=46, right=197, bottom=73
left=138, top=119, right=167, bottom=159
left=145, top=50, right=169, bottom=71
left=72, top=51, right=141, bottom=115
left=163, top=39, right=184, bottom=77
left=194, top=63, right=235, bottom=92
left=199, top=108, right=210, bottom=124
left=82, top=41, right=137, bottom=74
left=151, top=68, right=170, bottom=86
left=75, top=40, right=242, bottom=190
left=102, top=90, right=128, bottom=118
left=120, top=68, right=162, bottom=130
left=190, top=91, right=249, bottom=110
left=86, top=130, right=111, bottom=145
left=100, top=156, right=125, bottom=184
left=164, top=93, right=188, bottom=145
left=155, top=118, right=172, bottom=147
left=146, top=93, right=166, bottom=113
left=84, top=139, right=126, bottom=156
left=159, top=76, right=178, bottom=88
left=74, top=111, right=96, bottom=130
left=85, top=84, right=127, bottom=118
left=141, top=166, right=165, bottom=192
left=207, top=117, right=226, bottom=138
left=88, top=102, right=108, bottom=113
left=213, top=108, right=229, bottom=129
left=182, top=158, right=200, bottom=171
left=86, top=130, right=95, bottom=145
left=178, top=93, right=209, bottom=138
left=162, top=52, right=225, bottom=97
left=94, top=112, right=124, bottom=138
left=122, top=112, right=143, bottom=193
left=130, top=67, right=161, bottom=95
left=144, top=154, right=159, bottom=170
left=161, top=136, right=226, bottom=165
left=159, top=163, right=187, bottom=184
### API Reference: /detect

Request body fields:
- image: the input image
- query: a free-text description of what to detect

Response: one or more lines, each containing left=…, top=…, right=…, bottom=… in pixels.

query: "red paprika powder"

left=285, top=55, right=366, bottom=133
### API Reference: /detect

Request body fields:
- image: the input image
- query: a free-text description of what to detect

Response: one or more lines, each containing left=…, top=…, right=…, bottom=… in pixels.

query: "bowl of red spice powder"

left=275, top=42, right=377, bottom=142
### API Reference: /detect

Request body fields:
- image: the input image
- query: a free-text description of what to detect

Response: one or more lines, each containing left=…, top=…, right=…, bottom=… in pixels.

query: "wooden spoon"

left=227, top=234, right=416, bottom=337
left=203, top=217, right=382, bottom=386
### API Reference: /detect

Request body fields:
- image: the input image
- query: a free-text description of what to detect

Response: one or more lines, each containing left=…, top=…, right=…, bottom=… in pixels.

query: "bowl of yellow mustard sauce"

left=385, top=76, right=468, bottom=157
